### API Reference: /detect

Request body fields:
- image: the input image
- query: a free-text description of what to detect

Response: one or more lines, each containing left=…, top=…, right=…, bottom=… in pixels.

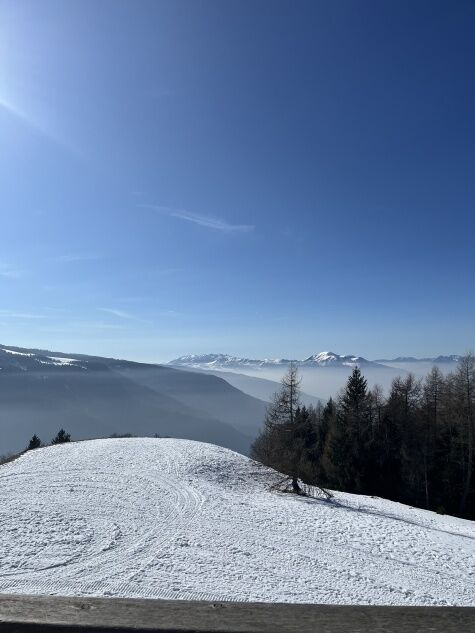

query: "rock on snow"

left=0, top=438, right=473, bottom=605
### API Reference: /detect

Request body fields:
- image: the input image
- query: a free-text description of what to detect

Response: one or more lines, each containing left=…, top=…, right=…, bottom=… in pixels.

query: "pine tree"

left=314, top=398, right=335, bottom=481
left=51, top=428, right=71, bottom=444
left=26, top=434, right=41, bottom=450
left=334, top=367, right=370, bottom=492
left=291, top=405, right=319, bottom=485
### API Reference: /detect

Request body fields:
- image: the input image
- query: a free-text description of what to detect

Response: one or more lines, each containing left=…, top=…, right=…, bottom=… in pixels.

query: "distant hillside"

left=173, top=365, right=323, bottom=406
left=0, top=345, right=267, bottom=454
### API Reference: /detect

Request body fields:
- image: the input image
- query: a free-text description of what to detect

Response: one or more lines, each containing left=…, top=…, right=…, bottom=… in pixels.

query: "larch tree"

left=421, top=366, right=444, bottom=508
left=456, top=353, right=475, bottom=515
left=251, top=364, right=307, bottom=492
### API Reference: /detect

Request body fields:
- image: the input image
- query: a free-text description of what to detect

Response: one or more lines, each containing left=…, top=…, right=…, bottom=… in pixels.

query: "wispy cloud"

left=141, top=205, right=254, bottom=232
left=49, top=254, right=102, bottom=264
left=0, top=310, right=45, bottom=319
left=98, top=308, right=147, bottom=323
left=0, top=264, right=22, bottom=279
left=99, top=306, right=183, bottom=323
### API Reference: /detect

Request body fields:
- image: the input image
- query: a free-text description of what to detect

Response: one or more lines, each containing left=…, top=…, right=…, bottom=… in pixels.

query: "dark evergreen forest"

left=251, top=354, right=475, bottom=519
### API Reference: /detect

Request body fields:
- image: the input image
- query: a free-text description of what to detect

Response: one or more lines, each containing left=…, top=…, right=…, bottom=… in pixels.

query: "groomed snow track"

left=0, top=438, right=474, bottom=605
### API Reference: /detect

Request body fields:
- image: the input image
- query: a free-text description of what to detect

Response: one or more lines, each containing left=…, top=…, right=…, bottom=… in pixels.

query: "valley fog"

left=212, top=361, right=460, bottom=401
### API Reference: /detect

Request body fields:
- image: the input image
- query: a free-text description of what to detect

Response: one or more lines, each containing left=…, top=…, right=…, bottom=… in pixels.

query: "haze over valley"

left=0, top=342, right=468, bottom=455
left=169, top=351, right=464, bottom=400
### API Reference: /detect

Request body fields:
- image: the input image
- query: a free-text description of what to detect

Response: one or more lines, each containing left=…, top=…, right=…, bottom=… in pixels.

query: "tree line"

left=26, top=428, right=71, bottom=450
left=251, top=353, right=475, bottom=519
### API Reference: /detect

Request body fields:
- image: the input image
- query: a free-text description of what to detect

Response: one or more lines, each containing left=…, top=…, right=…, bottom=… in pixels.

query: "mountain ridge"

left=376, top=355, right=461, bottom=363
left=170, top=351, right=464, bottom=370
left=170, top=351, right=386, bottom=369
left=0, top=344, right=267, bottom=455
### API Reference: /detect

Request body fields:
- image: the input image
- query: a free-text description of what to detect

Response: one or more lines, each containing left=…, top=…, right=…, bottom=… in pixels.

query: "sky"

left=0, top=0, right=474, bottom=362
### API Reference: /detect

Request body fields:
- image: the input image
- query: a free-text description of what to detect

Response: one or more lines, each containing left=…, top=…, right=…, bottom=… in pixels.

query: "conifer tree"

left=420, top=366, right=444, bottom=508
left=252, top=358, right=475, bottom=517
left=51, top=428, right=71, bottom=444
left=456, top=353, right=475, bottom=515
left=27, top=434, right=41, bottom=450
left=324, top=367, right=370, bottom=493
left=251, top=364, right=302, bottom=490
left=314, top=398, right=335, bottom=481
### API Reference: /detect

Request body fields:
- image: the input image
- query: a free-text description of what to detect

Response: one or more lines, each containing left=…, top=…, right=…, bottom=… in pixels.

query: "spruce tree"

left=27, top=434, right=41, bottom=450
left=51, top=428, right=71, bottom=444
left=314, top=398, right=335, bottom=481
left=322, top=367, right=370, bottom=493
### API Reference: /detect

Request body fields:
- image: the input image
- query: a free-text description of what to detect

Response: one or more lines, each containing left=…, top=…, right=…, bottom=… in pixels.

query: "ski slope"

left=0, top=438, right=474, bottom=605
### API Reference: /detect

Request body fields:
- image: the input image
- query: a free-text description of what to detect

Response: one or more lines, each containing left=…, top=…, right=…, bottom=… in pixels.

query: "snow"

left=302, top=352, right=365, bottom=367
left=0, top=438, right=474, bottom=605
left=0, top=348, right=81, bottom=368
left=2, top=349, right=35, bottom=357
left=46, top=356, right=80, bottom=366
left=171, top=351, right=375, bottom=370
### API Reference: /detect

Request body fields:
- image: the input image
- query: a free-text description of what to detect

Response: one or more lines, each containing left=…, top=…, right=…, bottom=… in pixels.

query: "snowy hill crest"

left=0, top=437, right=473, bottom=605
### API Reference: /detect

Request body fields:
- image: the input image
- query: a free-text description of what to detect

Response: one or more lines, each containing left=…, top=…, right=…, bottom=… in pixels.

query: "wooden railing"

left=0, top=594, right=474, bottom=632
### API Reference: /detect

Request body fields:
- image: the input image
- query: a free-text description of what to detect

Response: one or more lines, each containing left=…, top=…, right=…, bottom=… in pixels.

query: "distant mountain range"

left=0, top=344, right=464, bottom=455
left=375, top=355, right=461, bottom=363
left=170, top=351, right=385, bottom=369
left=170, top=351, right=463, bottom=370
left=0, top=345, right=267, bottom=455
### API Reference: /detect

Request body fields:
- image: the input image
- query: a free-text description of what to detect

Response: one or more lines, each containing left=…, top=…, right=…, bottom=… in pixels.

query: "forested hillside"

left=252, top=354, right=475, bottom=519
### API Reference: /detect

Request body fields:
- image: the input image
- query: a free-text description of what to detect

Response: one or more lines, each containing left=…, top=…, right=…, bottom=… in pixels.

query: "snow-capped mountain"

left=301, top=351, right=378, bottom=367
left=432, top=355, right=461, bottom=363
left=169, top=351, right=382, bottom=370
left=171, top=351, right=465, bottom=372
left=169, top=353, right=283, bottom=369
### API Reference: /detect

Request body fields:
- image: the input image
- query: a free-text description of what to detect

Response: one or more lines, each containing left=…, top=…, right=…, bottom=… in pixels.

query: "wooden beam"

left=0, top=594, right=473, bottom=633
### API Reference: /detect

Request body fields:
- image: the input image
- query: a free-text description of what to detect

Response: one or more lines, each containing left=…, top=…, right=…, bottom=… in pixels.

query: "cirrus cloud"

left=141, top=204, right=254, bottom=233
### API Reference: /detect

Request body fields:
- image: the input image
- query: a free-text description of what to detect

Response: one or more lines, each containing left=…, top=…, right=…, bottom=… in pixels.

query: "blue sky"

left=0, top=0, right=474, bottom=362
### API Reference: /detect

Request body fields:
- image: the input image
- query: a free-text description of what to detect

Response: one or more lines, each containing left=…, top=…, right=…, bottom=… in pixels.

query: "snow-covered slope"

left=1, top=438, right=474, bottom=605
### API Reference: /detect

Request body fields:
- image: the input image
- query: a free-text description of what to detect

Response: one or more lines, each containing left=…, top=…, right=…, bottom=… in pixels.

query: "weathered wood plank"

left=0, top=594, right=473, bottom=633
